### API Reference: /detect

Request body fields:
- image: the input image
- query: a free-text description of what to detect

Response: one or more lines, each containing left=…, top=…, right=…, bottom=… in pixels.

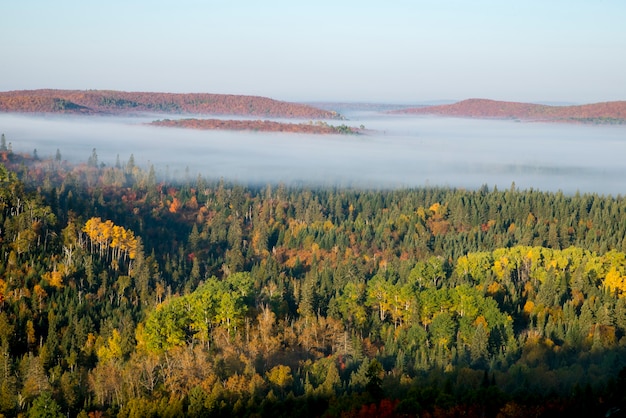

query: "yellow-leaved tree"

left=82, top=217, right=138, bottom=267
left=604, top=268, right=626, bottom=297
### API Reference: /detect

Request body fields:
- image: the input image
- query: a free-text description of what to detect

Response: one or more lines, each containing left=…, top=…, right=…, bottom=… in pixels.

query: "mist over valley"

left=1, top=109, right=625, bottom=195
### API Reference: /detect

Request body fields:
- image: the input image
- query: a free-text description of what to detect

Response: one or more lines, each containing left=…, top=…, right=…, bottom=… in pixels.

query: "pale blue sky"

left=2, top=1, right=625, bottom=103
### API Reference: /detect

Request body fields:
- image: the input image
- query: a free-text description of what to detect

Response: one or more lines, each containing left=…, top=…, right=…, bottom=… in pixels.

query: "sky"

left=2, top=1, right=625, bottom=103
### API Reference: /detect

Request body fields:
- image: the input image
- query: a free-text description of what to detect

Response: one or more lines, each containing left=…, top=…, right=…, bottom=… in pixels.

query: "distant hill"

left=149, top=118, right=360, bottom=134
left=0, top=89, right=340, bottom=119
left=392, top=98, right=626, bottom=124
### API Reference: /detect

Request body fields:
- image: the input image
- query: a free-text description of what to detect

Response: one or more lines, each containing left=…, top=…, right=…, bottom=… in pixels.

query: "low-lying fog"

left=1, top=111, right=625, bottom=195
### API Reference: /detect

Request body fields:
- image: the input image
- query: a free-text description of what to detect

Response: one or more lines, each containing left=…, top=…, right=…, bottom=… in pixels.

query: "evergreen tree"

left=28, top=391, right=64, bottom=418
left=365, top=359, right=384, bottom=401
left=87, top=148, right=98, bottom=167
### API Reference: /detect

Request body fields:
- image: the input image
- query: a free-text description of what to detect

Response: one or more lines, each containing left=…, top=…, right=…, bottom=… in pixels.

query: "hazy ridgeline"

left=1, top=110, right=625, bottom=194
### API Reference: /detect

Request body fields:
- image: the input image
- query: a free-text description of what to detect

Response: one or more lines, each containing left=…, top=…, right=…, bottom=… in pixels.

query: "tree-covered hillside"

left=0, top=90, right=340, bottom=119
left=2, top=141, right=626, bottom=417
left=393, top=98, right=626, bottom=124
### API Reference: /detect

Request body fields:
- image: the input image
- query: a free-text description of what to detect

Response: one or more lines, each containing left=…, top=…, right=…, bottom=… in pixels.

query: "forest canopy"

left=1, top=141, right=626, bottom=417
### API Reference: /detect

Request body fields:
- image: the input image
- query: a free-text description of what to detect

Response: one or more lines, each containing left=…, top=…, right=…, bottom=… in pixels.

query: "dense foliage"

left=2, top=141, right=626, bottom=417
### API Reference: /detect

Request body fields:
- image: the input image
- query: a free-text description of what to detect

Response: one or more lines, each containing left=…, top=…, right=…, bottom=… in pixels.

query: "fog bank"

left=1, top=112, right=625, bottom=195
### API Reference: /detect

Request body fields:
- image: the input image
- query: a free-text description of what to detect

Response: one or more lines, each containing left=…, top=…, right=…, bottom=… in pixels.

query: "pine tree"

left=87, top=148, right=98, bottom=167
left=28, top=391, right=63, bottom=418
left=365, top=359, right=384, bottom=401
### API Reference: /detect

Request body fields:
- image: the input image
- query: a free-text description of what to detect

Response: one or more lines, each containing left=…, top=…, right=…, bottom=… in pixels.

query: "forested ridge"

left=149, top=119, right=360, bottom=135
left=393, top=98, right=626, bottom=124
left=0, top=90, right=339, bottom=119
left=2, top=138, right=626, bottom=417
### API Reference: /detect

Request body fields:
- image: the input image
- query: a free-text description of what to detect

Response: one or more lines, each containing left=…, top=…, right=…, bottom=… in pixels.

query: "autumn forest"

left=2, top=132, right=626, bottom=417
